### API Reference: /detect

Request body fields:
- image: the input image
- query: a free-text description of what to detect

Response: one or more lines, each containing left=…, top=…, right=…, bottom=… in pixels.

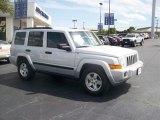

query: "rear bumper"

left=0, top=54, right=10, bottom=60
left=110, top=61, right=143, bottom=85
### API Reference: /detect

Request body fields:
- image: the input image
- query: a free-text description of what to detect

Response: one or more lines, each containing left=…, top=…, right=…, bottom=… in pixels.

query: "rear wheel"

left=18, top=59, right=35, bottom=81
left=81, top=67, right=111, bottom=96
left=140, top=40, right=143, bottom=46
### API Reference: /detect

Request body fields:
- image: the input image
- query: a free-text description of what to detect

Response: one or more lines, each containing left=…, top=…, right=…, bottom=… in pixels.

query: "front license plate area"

left=137, top=67, right=142, bottom=75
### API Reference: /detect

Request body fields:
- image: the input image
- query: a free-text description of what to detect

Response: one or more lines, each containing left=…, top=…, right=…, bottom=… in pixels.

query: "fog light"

left=124, top=71, right=128, bottom=77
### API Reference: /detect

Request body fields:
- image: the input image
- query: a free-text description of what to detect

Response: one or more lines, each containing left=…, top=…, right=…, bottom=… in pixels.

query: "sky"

left=36, top=0, right=160, bottom=31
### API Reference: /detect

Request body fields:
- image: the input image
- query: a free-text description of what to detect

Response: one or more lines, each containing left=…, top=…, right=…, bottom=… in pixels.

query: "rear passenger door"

left=26, top=31, right=44, bottom=67
left=38, top=31, right=75, bottom=76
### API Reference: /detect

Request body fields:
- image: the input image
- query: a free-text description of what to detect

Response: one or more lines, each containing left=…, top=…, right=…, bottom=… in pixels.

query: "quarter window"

left=47, top=32, right=68, bottom=48
left=14, top=32, right=26, bottom=45
left=28, top=31, right=43, bottom=47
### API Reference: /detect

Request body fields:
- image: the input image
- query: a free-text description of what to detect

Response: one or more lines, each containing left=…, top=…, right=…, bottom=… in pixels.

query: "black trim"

left=33, top=62, right=74, bottom=70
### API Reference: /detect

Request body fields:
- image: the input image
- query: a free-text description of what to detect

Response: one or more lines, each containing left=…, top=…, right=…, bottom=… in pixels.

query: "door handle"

left=25, top=49, right=31, bottom=52
left=45, top=51, right=52, bottom=54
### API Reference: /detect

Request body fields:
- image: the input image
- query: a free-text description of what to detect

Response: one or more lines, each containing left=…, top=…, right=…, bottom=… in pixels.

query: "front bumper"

left=110, top=61, right=143, bottom=85
left=122, top=39, right=133, bottom=45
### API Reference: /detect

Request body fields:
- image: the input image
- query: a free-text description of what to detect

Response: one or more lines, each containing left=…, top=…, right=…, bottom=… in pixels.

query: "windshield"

left=0, top=40, right=9, bottom=44
left=126, top=35, right=135, bottom=37
left=70, top=31, right=101, bottom=48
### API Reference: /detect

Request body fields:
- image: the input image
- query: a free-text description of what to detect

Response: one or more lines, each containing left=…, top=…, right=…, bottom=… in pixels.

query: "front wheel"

left=131, top=41, right=136, bottom=47
left=18, top=59, right=35, bottom=81
left=81, top=67, right=111, bottom=96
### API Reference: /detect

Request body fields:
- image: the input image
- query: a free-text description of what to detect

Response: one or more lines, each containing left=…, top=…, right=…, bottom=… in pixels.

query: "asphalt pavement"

left=0, top=39, right=160, bottom=120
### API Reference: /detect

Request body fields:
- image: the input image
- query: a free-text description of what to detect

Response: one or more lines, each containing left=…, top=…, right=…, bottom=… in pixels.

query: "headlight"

left=119, top=57, right=126, bottom=67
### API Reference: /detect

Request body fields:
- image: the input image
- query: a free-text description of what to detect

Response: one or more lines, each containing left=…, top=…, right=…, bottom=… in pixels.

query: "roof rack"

left=23, top=27, right=52, bottom=29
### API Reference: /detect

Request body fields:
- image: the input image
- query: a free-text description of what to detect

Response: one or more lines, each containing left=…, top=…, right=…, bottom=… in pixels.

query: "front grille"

left=123, top=39, right=130, bottom=41
left=126, top=54, right=137, bottom=66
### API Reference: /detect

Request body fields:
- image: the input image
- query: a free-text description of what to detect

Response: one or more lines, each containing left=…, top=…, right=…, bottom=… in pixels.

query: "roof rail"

left=23, top=27, right=52, bottom=29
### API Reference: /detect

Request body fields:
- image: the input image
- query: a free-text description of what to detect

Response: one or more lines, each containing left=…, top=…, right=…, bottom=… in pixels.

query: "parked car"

left=0, top=40, right=11, bottom=62
left=106, top=36, right=118, bottom=46
left=10, top=27, right=143, bottom=95
left=113, top=36, right=123, bottom=46
left=118, top=33, right=128, bottom=38
left=122, top=33, right=144, bottom=47
left=140, top=33, right=150, bottom=39
left=97, top=35, right=110, bottom=45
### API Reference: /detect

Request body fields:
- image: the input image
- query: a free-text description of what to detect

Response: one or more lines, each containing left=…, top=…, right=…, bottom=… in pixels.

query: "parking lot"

left=0, top=38, right=160, bottom=120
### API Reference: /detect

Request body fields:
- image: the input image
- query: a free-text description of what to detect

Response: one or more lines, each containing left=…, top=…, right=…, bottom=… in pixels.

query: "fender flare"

left=16, top=53, right=35, bottom=70
left=75, top=59, right=115, bottom=85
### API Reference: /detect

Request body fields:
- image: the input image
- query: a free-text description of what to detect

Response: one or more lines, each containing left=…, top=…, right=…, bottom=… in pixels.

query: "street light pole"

left=72, top=20, right=77, bottom=29
left=99, top=2, right=103, bottom=34
left=108, top=0, right=110, bottom=35
left=151, top=0, right=156, bottom=39
left=83, top=21, right=85, bottom=29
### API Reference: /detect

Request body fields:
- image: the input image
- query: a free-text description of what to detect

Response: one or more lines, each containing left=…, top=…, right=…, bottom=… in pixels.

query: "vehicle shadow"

left=0, top=72, right=131, bottom=103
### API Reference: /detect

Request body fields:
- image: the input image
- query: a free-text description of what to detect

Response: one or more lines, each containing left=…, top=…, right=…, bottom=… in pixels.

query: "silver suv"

left=10, top=28, right=143, bottom=95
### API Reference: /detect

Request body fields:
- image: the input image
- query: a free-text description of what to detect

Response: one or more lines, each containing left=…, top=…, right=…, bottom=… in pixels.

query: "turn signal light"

left=109, top=64, right=122, bottom=69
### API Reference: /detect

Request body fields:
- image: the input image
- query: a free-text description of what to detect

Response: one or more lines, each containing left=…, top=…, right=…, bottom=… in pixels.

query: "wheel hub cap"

left=85, top=72, right=102, bottom=92
left=20, top=63, right=28, bottom=77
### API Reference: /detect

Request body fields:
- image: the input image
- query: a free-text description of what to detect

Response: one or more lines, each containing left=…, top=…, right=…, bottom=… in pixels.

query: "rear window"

left=14, top=32, right=26, bottom=45
left=28, top=31, right=43, bottom=47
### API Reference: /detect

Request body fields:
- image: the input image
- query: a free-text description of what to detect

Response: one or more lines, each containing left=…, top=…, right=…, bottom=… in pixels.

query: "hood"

left=123, top=37, right=135, bottom=40
left=75, top=45, right=137, bottom=58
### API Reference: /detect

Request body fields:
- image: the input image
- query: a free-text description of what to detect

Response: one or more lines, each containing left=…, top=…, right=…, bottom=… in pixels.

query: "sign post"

left=104, top=13, right=114, bottom=35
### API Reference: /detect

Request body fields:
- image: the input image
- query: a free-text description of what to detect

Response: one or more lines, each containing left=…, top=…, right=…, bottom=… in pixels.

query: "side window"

left=47, top=32, right=68, bottom=48
left=28, top=31, right=43, bottom=47
left=14, top=32, right=26, bottom=45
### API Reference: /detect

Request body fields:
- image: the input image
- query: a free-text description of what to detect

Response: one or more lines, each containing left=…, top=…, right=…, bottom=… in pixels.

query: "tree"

left=127, top=26, right=135, bottom=33
left=108, top=28, right=116, bottom=34
left=0, top=0, right=13, bottom=15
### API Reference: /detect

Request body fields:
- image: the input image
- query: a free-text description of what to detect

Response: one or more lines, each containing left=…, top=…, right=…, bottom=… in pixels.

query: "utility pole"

left=83, top=21, right=85, bottom=29
left=151, top=0, right=156, bottom=39
left=114, top=19, right=117, bottom=34
left=155, top=18, right=159, bottom=35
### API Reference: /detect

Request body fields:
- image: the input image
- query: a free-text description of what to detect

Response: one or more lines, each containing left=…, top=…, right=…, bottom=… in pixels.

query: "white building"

left=0, top=2, right=51, bottom=42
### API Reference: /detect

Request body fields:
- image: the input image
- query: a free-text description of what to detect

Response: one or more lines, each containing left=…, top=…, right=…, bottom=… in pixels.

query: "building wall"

left=0, top=2, right=52, bottom=41
left=6, top=17, right=13, bottom=42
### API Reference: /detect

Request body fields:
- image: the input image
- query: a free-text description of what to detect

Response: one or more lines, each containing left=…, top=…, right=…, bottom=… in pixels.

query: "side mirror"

left=57, top=44, right=71, bottom=51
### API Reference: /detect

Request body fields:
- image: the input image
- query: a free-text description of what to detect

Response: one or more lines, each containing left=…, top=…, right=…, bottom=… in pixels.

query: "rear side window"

left=28, top=31, right=43, bottom=47
left=47, top=32, right=68, bottom=48
left=14, top=32, right=26, bottom=45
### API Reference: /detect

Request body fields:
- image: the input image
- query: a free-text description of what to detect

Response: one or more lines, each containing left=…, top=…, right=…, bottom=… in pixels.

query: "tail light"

left=0, top=46, right=2, bottom=51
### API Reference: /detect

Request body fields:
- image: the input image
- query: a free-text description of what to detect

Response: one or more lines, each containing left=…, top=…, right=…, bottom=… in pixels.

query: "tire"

left=140, top=40, right=143, bottom=46
left=81, top=67, right=111, bottom=96
left=131, top=41, right=136, bottom=47
left=6, top=58, right=10, bottom=63
left=121, top=43, right=124, bottom=47
left=18, top=59, right=35, bottom=81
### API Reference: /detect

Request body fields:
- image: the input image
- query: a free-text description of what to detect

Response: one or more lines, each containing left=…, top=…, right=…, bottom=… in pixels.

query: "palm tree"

left=0, top=0, right=13, bottom=15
